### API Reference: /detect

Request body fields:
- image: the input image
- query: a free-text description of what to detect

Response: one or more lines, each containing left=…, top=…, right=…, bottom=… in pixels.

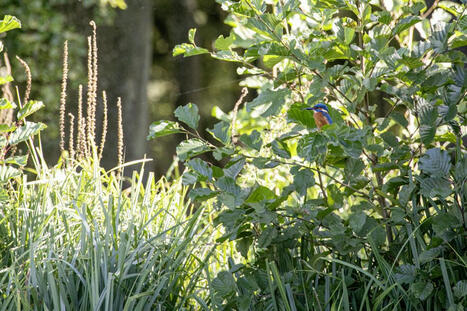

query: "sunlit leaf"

left=174, top=103, right=200, bottom=129
left=147, top=120, right=183, bottom=140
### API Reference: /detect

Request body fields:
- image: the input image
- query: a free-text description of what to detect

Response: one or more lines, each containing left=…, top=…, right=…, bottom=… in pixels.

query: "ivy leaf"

left=176, top=139, right=210, bottom=161
left=174, top=103, right=200, bottom=129
left=147, top=120, right=183, bottom=140
left=8, top=122, right=46, bottom=145
left=246, top=88, right=291, bottom=118
left=419, top=148, right=451, bottom=177
left=0, top=15, right=21, bottom=34
left=17, top=101, right=44, bottom=121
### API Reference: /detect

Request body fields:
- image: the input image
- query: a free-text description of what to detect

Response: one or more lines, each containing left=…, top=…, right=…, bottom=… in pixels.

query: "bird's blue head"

left=312, top=103, right=329, bottom=112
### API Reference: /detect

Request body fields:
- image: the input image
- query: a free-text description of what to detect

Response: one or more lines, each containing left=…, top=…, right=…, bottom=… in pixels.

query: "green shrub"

left=151, top=0, right=467, bottom=309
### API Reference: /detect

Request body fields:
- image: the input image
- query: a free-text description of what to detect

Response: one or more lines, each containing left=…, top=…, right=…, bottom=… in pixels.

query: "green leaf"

left=239, top=130, right=262, bottom=151
left=0, top=15, right=21, bottom=34
left=8, top=122, right=46, bottom=145
left=297, top=133, right=328, bottom=163
left=1, top=155, right=28, bottom=166
left=246, top=185, right=276, bottom=203
left=0, top=124, right=16, bottom=133
left=215, top=34, right=235, bottom=50
left=410, top=281, right=434, bottom=301
left=246, top=88, right=291, bottom=118
left=453, top=280, right=467, bottom=299
left=17, top=101, right=44, bottom=121
left=392, top=16, right=421, bottom=36
left=187, top=158, right=213, bottom=180
left=188, top=28, right=197, bottom=44
left=349, top=211, right=367, bottom=233
left=292, top=168, right=315, bottom=196
left=212, top=271, right=236, bottom=297
left=257, top=227, right=278, bottom=249
left=420, top=176, right=452, bottom=198
left=419, top=101, right=438, bottom=145
left=207, top=121, right=231, bottom=144
left=380, top=131, right=399, bottom=148
left=189, top=188, right=218, bottom=201
left=419, top=148, right=451, bottom=177
left=419, top=247, right=442, bottom=264
left=176, top=139, right=210, bottom=161
left=0, top=98, right=16, bottom=109
left=394, top=264, right=416, bottom=284
left=287, top=106, right=316, bottom=128
left=173, top=43, right=209, bottom=57
left=0, top=75, right=13, bottom=86
left=174, top=103, right=200, bottom=129
left=147, top=120, right=183, bottom=139
left=0, top=165, right=20, bottom=183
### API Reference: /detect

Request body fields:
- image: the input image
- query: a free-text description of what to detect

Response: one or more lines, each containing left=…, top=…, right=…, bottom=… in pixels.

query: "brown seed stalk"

left=77, top=84, right=86, bottom=159
left=98, top=90, right=108, bottom=160
left=117, top=97, right=123, bottom=170
left=86, top=36, right=94, bottom=146
left=68, top=113, right=75, bottom=160
left=59, top=41, right=69, bottom=152
left=15, top=56, right=32, bottom=105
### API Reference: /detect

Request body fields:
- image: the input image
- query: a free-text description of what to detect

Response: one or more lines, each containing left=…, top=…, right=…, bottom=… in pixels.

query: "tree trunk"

left=97, top=0, right=153, bottom=171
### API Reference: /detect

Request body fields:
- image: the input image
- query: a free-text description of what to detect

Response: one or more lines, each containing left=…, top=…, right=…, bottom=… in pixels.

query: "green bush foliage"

left=151, top=0, right=467, bottom=309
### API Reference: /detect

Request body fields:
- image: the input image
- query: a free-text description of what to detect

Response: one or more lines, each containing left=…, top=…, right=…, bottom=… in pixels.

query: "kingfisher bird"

left=306, top=103, right=333, bottom=130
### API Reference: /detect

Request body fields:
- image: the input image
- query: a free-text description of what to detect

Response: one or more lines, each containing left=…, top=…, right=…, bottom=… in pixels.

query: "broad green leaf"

left=189, top=187, right=218, bottom=201
left=349, top=211, right=367, bottom=233
left=420, top=176, right=452, bottom=198
left=147, top=120, right=183, bottom=139
left=419, top=247, right=442, bottom=264
left=419, top=100, right=438, bottom=145
left=215, top=176, right=242, bottom=196
left=0, top=98, right=16, bottom=109
left=246, top=88, right=291, bottom=118
left=410, top=281, right=433, bottom=301
left=207, top=121, right=231, bottom=144
left=287, top=106, right=316, bottom=128
left=0, top=124, right=16, bottom=133
left=453, top=280, right=467, bottom=299
left=1, top=155, right=28, bottom=166
left=224, top=158, right=245, bottom=179
left=212, top=271, right=236, bottom=297
left=174, top=103, right=200, bottom=129
left=257, top=227, right=277, bottom=248
left=392, top=16, right=421, bottom=36
left=8, top=122, right=46, bottom=145
left=176, top=139, right=210, bottom=161
left=297, top=133, right=328, bottom=163
left=215, top=34, right=235, bottom=50
left=246, top=185, right=276, bottom=203
left=239, top=130, right=262, bottom=151
left=173, top=43, right=209, bottom=57
left=0, top=15, right=21, bottom=34
left=271, top=139, right=291, bottom=159
left=187, top=158, right=213, bottom=180
left=394, top=265, right=416, bottom=284
left=17, top=100, right=44, bottom=121
left=0, top=165, right=20, bottom=183
left=0, top=75, right=13, bottom=86
left=292, top=168, right=315, bottom=196
left=419, top=148, right=451, bottom=177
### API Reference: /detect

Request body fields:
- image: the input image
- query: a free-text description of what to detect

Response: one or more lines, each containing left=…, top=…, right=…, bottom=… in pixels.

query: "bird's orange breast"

left=314, top=111, right=329, bottom=129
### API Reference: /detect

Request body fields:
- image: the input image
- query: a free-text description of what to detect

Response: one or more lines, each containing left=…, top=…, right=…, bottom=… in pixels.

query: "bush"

left=151, top=0, right=467, bottom=309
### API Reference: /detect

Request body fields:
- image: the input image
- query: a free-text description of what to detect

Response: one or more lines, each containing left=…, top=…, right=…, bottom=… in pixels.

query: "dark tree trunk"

left=97, top=0, right=153, bottom=171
